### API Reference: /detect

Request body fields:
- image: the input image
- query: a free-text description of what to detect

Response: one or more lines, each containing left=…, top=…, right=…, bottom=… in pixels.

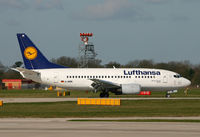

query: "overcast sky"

left=0, top=0, right=200, bottom=66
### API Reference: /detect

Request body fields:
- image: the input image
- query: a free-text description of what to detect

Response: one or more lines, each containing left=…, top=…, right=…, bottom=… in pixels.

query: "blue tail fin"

left=17, top=33, right=67, bottom=69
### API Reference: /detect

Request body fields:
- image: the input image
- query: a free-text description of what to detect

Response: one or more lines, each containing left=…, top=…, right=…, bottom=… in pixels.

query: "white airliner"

left=14, top=33, right=191, bottom=97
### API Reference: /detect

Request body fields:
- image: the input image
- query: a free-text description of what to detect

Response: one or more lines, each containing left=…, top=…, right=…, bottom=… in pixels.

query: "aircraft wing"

left=11, top=67, right=41, bottom=82
left=90, top=79, right=121, bottom=90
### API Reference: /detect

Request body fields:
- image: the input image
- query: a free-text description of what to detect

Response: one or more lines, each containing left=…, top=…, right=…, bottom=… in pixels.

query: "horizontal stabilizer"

left=11, top=67, right=41, bottom=82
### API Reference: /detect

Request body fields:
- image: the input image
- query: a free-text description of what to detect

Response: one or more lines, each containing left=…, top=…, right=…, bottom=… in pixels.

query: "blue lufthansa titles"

left=124, top=70, right=161, bottom=75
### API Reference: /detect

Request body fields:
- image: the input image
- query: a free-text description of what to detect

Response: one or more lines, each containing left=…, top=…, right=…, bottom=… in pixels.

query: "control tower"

left=78, top=33, right=97, bottom=68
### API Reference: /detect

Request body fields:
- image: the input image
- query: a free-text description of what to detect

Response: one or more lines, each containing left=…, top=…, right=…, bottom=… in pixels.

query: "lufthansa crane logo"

left=24, top=47, right=37, bottom=60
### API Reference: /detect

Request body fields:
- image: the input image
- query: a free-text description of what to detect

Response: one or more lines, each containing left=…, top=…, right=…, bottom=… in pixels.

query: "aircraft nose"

left=183, top=78, right=191, bottom=87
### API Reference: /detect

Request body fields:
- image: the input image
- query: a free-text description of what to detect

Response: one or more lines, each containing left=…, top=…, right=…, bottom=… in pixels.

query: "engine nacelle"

left=121, top=84, right=141, bottom=94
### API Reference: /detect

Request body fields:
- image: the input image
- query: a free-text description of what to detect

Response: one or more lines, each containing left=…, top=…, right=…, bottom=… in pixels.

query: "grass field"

left=0, top=99, right=200, bottom=118
left=0, top=88, right=199, bottom=118
left=0, top=88, right=199, bottom=98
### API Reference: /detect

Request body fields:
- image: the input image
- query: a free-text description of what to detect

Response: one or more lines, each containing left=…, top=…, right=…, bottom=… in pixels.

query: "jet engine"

left=121, top=84, right=141, bottom=94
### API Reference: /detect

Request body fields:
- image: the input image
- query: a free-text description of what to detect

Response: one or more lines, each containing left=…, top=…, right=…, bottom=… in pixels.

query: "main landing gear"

left=100, top=92, right=109, bottom=98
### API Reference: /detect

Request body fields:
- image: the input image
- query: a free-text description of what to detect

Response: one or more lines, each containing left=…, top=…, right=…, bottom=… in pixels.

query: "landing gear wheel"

left=166, top=93, right=171, bottom=98
left=100, top=93, right=105, bottom=98
left=100, top=92, right=109, bottom=98
left=105, top=93, right=109, bottom=97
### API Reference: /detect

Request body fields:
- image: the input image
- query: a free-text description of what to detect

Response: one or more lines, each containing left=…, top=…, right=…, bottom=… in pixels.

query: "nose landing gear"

left=165, top=90, right=178, bottom=98
left=165, top=92, right=171, bottom=98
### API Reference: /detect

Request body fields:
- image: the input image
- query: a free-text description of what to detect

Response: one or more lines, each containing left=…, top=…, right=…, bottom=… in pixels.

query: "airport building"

left=1, top=79, right=45, bottom=90
left=2, top=79, right=22, bottom=90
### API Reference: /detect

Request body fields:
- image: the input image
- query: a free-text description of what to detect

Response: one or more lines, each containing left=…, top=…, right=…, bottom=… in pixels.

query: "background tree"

left=87, top=59, right=103, bottom=68
left=191, top=65, right=200, bottom=85
left=0, top=61, right=5, bottom=82
left=105, top=61, right=121, bottom=68
left=124, top=60, right=154, bottom=68
left=1, top=58, right=200, bottom=86
left=51, top=56, right=78, bottom=68
left=12, top=61, right=23, bottom=68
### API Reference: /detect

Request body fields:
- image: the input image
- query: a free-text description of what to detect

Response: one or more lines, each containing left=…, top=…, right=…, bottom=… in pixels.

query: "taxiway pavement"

left=2, top=97, right=200, bottom=103
left=0, top=118, right=200, bottom=137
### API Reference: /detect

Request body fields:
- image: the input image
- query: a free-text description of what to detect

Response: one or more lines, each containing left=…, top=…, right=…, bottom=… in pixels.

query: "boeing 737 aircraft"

left=13, top=33, right=191, bottom=97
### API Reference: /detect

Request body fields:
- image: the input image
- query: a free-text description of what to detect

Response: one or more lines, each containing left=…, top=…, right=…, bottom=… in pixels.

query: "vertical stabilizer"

left=17, top=33, right=66, bottom=69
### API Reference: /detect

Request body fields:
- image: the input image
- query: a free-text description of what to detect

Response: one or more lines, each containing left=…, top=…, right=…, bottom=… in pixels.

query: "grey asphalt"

left=0, top=118, right=200, bottom=137
left=1, top=97, right=200, bottom=103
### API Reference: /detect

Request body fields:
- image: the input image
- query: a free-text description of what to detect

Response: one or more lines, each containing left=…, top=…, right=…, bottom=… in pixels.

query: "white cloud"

left=0, top=0, right=63, bottom=12
left=170, top=14, right=190, bottom=22
left=5, top=18, right=20, bottom=26
left=144, top=0, right=170, bottom=4
left=182, top=0, right=200, bottom=2
left=0, top=0, right=29, bottom=11
left=34, top=0, right=63, bottom=10
left=71, top=0, right=153, bottom=21
left=85, top=0, right=131, bottom=19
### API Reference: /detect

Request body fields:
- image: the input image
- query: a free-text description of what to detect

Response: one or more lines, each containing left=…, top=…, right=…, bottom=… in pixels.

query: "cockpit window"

left=174, top=74, right=181, bottom=78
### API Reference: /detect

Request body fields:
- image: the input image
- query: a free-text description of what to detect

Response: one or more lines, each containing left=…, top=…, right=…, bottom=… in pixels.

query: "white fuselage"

left=33, top=68, right=191, bottom=92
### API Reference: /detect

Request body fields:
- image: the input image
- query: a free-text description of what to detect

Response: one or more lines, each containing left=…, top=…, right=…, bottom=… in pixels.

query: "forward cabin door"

left=163, top=75, right=168, bottom=83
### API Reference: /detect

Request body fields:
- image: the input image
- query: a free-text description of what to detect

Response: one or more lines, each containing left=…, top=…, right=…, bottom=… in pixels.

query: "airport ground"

left=0, top=98, right=200, bottom=118
left=0, top=88, right=200, bottom=118
left=0, top=118, right=200, bottom=137
left=0, top=88, right=200, bottom=137
left=0, top=88, right=200, bottom=98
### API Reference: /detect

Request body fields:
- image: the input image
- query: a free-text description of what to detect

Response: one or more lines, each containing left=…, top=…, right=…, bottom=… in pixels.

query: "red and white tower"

left=78, top=33, right=97, bottom=68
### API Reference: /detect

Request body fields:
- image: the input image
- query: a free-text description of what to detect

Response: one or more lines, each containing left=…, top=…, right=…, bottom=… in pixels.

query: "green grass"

left=0, top=99, right=200, bottom=118
left=0, top=88, right=199, bottom=98
left=0, top=89, right=99, bottom=98
left=69, top=119, right=200, bottom=123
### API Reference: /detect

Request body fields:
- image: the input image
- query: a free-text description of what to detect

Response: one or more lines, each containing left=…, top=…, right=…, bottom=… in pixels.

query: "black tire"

left=105, top=93, right=109, bottom=98
left=100, top=92, right=110, bottom=98
left=100, top=93, right=104, bottom=98
left=166, top=93, right=171, bottom=98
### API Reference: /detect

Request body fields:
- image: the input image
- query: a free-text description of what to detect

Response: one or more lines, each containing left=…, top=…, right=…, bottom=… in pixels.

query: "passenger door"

left=163, top=75, right=168, bottom=83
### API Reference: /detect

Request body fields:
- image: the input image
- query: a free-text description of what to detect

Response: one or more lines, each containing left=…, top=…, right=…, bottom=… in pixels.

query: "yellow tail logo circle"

left=24, top=47, right=38, bottom=60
